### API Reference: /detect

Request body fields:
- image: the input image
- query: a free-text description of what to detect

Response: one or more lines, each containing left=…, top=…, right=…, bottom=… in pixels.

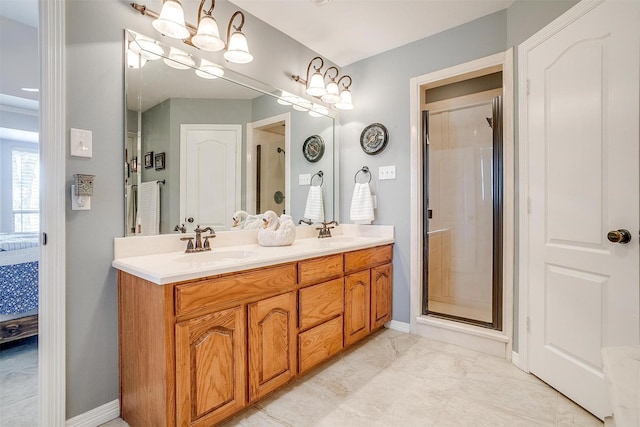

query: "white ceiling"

left=229, top=0, right=515, bottom=67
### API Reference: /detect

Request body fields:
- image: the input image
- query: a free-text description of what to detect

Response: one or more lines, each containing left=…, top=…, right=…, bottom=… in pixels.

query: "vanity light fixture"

left=309, top=103, right=329, bottom=117
left=130, top=1, right=253, bottom=64
left=277, top=91, right=297, bottom=106
left=292, top=56, right=354, bottom=110
left=129, top=34, right=165, bottom=60
left=195, top=58, right=224, bottom=79
left=164, top=46, right=195, bottom=69
left=292, top=98, right=313, bottom=112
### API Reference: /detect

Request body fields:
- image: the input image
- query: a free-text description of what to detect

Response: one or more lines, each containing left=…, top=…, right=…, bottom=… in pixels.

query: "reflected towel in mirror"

left=304, top=185, right=324, bottom=223
left=135, top=181, right=160, bottom=235
left=350, top=182, right=374, bottom=224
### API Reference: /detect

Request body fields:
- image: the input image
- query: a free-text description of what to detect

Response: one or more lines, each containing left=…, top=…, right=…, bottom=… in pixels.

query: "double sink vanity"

left=112, top=224, right=394, bottom=426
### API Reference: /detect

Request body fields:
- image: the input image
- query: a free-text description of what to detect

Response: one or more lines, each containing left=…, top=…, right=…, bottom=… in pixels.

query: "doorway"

left=246, top=113, right=291, bottom=216
left=409, top=51, right=514, bottom=358
left=422, top=74, right=503, bottom=329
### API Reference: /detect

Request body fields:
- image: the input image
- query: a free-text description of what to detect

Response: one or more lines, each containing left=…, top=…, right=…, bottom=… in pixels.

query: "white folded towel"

left=350, top=182, right=374, bottom=224
left=135, top=181, right=160, bottom=235
left=304, top=185, right=325, bottom=223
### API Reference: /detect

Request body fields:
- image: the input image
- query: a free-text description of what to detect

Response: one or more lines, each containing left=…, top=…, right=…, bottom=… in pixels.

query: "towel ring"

left=354, top=166, right=371, bottom=183
left=311, top=170, right=324, bottom=186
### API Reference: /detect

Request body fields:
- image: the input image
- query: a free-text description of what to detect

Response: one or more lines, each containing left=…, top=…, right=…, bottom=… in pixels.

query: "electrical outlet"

left=299, top=173, right=311, bottom=185
left=379, top=165, right=396, bottom=180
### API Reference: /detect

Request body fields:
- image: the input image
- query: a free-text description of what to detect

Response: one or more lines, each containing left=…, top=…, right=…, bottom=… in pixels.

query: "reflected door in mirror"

left=180, top=124, right=242, bottom=231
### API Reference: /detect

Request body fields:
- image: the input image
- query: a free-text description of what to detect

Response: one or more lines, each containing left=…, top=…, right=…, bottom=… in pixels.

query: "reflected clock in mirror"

left=302, top=135, right=324, bottom=163
left=124, top=30, right=336, bottom=235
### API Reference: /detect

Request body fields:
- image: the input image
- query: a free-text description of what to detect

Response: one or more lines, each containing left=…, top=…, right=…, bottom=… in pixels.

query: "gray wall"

left=64, top=0, right=576, bottom=418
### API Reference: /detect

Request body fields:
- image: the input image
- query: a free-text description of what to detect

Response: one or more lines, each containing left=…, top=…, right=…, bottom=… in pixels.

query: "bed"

left=0, top=233, right=39, bottom=344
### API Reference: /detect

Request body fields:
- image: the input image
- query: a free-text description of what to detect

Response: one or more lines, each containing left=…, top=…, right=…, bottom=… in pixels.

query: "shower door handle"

left=607, top=229, right=631, bottom=244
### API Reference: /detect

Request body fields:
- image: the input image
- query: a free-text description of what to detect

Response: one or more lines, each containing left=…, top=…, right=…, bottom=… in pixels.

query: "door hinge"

left=527, top=197, right=532, bottom=214
left=526, top=79, right=530, bottom=96
left=526, top=316, right=531, bottom=332
left=42, top=232, right=48, bottom=246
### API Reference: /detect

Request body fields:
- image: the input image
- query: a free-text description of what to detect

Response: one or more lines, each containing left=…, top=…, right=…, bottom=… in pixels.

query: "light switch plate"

left=70, top=128, right=93, bottom=157
left=379, top=165, right=396, bottom=180
left=299, top=173, right=311, bottom=185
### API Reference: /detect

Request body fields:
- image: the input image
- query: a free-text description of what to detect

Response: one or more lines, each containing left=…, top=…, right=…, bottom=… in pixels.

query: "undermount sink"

left=175, top=250, right=256, bottom=263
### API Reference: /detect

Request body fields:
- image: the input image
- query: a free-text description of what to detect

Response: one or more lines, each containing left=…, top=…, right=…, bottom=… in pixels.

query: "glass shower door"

left=423, top=97, right=502, bottom=328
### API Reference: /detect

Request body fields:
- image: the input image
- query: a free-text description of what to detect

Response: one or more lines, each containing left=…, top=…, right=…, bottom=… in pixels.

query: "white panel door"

left=180, top=124, right=242, bottom=231
left=525, top=0, right=639, bottom=419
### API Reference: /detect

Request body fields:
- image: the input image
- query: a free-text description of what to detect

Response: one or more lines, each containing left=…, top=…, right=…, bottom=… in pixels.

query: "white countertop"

left=112, top=224, right=394, bottom=285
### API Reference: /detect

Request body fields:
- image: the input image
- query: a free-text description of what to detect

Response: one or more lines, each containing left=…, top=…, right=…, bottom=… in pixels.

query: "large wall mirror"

left=124, top=29, right=335, bottom=236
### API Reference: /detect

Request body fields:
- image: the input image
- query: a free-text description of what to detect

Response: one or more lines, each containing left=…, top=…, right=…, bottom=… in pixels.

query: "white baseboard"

left=66, top=399, right=120, bottom=427
left=511, top=350, right=520, bottom=367
left=386, top=320, right=411, bottom=333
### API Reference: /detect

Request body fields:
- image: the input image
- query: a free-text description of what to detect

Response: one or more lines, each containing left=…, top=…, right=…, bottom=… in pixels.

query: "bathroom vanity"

left=113, top=226, right=393, bottom=426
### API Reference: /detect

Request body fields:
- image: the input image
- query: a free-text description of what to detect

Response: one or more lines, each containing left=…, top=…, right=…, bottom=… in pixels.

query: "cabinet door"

left=371, top=263, right=392, bottom=330
left=248, top=292, right=296, bottom=402
left=175, top=306, right=246, bottom=427
left=344, top=270, right=371, bottom=347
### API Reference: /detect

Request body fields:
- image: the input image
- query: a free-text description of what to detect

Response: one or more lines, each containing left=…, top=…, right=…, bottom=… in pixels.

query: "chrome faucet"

left=180, top=225, right=216, bottom=253
left=316, top=220, right=339, bottom=238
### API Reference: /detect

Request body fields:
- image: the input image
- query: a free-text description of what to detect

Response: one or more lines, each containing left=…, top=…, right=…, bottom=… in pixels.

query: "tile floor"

left=0, top=336, right=38, bottom=427
left=101, top=329, right=603, bottom=427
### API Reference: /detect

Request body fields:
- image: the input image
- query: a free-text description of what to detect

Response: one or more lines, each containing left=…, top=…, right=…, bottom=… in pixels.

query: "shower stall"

left=422, top=77, right=503, bottom=329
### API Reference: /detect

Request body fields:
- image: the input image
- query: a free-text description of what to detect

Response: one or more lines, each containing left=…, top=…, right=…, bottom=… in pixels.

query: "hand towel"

left=304, top=185, right=325, bottom=223
left=135, top=181, right=159, bottom=235
left=350, top=182, right=374, bottom=224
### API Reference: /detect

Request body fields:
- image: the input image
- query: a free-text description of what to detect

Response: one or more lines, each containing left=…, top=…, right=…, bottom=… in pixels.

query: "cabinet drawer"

left=344, top=245, right=392, bottom=273
left=298, top=278, right=343, bottom=331
left=175, top=264, right=296, bottom=318
left=298, top=254, right=343, bottom=287
left=298, top=315, right=343, bottom=374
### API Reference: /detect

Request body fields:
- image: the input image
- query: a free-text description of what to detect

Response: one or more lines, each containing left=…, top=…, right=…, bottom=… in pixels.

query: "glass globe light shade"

left=224, top=31, right=253, bottom=64
left=321, top=80, right=340, bottom=103
left=292, top=98, right=312, bottom=112
left=306, top=71, right=326, bottom=97
left=164, top=47, right=195, bottom=70
left=195, top=58, right=224, bottom=79
left=130, top=35, right=164, bottom=60
left=152, top=0, right=190, bottom=40
left=309, top=103, right=329, bottom=117
left=127, top=49, right=147, bottom=69
left=335, top=88, right=354, bottom=110
left=191, top=15, right=225, bottom=52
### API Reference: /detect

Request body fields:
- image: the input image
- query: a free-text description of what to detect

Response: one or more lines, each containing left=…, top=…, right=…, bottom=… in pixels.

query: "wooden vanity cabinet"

left=175, top=306, right=246, bottom=427
left=118, top=244, right=393, bottom=426
left=344, top=270, right=371, bottom=346
left=371, top=263, right=393, bottom=329
left=344, top=245, right=393, bottom=347
left=248, top=292, right=297, bottom=402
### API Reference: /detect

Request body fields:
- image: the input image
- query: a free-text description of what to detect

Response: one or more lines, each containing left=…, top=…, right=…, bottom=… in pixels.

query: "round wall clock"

left=360, top=123, right=389, bottom=155
left=302, top=135, right=325, bottom=163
